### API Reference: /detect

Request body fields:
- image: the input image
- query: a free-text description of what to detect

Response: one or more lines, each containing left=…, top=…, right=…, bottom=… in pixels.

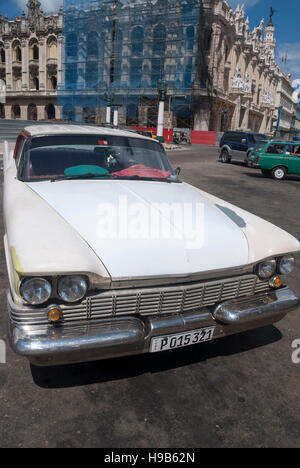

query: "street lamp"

left=157, top=79, right=167, bottom=142
left=104, top=91, right=115, bottom=125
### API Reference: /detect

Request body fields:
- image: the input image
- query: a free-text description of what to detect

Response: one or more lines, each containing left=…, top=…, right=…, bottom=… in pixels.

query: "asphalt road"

left=0, top=145, right=300, bottom=448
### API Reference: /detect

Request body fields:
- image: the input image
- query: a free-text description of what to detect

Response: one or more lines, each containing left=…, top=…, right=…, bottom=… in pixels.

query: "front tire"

left=221, top=149, right=230, bottom=164
left=271, top=166, right=287, bottom=180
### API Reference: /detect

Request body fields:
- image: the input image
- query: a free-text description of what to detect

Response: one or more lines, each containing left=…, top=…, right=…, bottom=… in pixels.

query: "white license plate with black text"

left=150, top=327, right=215, bottom=353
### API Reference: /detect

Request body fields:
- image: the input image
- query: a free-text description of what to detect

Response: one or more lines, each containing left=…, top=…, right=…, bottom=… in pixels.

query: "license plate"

left=150, top=326, right=215, bottom=353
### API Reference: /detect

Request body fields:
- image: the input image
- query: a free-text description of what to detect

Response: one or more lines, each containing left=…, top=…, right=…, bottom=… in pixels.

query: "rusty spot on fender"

left=10, top=247, right=24, bottom=294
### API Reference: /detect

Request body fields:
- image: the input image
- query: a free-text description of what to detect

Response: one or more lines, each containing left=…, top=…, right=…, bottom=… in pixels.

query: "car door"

left=284, top=144, right=300, bottom=175
left=234, top=133, right=247, bottom=160
left=227, top=133, right=241, bottom=159
left=260, top=143, right=288, bottom=170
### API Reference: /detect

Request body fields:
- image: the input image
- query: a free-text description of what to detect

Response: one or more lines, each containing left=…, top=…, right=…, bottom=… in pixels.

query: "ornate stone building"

left=193, top=1, right=285, bottom=135
left=0, top=0, right=295, bottom=137
left=0, top=0, right=62, bottom=121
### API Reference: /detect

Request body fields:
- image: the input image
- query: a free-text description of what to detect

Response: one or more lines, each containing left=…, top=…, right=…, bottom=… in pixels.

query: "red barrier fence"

left=190, top=131, right=216, bottom=146
left=132, top=127, right=217, bottom=145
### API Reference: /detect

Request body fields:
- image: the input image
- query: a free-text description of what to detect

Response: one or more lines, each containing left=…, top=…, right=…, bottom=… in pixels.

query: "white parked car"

left=3, top=125, right=300, bottom=366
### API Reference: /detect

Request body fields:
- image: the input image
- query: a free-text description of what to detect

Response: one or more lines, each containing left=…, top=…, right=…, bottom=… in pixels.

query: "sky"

left=0, top=0, right=299, bottom=81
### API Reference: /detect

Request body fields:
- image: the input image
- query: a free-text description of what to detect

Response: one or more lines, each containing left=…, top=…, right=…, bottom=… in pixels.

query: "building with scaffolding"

left=59, top=0, right=202, bottom=135
left=59, top=0, right=292, bottom=140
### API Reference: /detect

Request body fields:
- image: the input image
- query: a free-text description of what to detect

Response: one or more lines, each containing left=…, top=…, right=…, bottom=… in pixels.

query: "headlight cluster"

left=20, top=275, right=88, bottom=305
left=256, top=255, right=295, bottom=280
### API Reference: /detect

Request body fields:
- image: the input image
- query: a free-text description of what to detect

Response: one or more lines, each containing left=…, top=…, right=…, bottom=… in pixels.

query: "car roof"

left=23, top=124, right=154, bottom=141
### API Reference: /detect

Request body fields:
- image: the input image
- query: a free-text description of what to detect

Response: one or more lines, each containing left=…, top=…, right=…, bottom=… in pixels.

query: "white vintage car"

left=3, top=125, right=300, bottom=366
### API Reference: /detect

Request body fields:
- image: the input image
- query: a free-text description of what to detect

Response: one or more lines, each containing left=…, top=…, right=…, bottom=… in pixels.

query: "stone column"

left=232, top=94, right=242, bottom=130
left=55, top=105, right=62, bottom=120
left=21, top=105, right=27, bottom=120
left=37, top=105, right=45, bottom=121
left=38, top=38, right=46, bottom=91
left=21, top=40, right=28, bottom=90
left=57, top=35, right=63, bottom=87
left=4, top=104, right=12, bottom=119
left=5, top=42, right=12, bottom=91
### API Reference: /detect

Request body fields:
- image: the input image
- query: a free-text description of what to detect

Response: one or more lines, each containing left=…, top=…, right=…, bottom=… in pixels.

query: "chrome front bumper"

left=8, top=287, right=299, bottom=366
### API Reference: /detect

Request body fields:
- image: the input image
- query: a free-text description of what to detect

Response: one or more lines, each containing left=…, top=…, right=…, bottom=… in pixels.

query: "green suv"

left=249, top=140, right=300, bottom=180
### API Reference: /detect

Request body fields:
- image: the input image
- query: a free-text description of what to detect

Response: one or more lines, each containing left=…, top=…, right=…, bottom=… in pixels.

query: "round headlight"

left=257, top=259, right=276, bottom=279
left=20, top=277, right=52, bottom=305
left=58, top=276, right=87, bottom=303
left=278, top=255, right=295, bottom=275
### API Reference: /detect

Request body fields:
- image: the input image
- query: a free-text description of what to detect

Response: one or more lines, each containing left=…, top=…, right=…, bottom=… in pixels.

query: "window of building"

left=46, top=104, right=55, bottom=120
left=13, top=44, right=22, bottom=62
left=0, top=48, right=5, bottom=64
left=47, top=37, right=57, bottom=59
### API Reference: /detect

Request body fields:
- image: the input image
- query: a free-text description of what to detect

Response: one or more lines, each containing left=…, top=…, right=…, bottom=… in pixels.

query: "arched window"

left=29, top=39, right=39, bottom=61
left=0, top=47, right=5, bottom=64
left=50, top=76, right=57, bottom=90
left=12, top=104, right=21, bottom=119
left=12, top=42, right=22, bottom=62
left=0, top=103, right=5, bottom=119
left=131, top=27, right=144, bottom=57
left=46, top=104, right=55, bottom=120
left=47, top=37, right=57, bottom=59
left=33, top=77, right=39, bottom=90
left=153, top=24, right=166, bottom=56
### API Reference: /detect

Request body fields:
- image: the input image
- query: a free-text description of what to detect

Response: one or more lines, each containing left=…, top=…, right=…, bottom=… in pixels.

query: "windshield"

left=248, top=133, right=268, bottom=144
left=19, top=134, right=178, bottom=183
left=254, top=140, right=268, bottom=151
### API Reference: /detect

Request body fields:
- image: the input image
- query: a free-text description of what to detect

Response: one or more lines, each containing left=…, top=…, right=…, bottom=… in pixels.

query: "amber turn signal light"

left=48, top=308, right=62, bottom=322
left=269, top=276, right=283, bottom=289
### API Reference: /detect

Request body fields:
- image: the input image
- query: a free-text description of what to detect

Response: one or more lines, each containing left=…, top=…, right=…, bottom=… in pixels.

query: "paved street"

left=0, top=145, right=300, bottom=448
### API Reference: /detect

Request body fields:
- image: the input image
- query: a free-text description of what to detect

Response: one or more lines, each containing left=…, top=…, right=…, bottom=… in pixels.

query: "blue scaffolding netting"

left=58, top=0, right=202, bottom=127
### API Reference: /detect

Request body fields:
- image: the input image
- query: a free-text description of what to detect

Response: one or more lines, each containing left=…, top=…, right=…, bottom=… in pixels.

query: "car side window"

left=265, top=144, right=286, bottom=155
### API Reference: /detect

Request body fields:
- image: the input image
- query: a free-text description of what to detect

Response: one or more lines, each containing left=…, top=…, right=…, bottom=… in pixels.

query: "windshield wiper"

left=50, top=173, right=106, bottom=182
left=107, top=175, right=173, bottom=183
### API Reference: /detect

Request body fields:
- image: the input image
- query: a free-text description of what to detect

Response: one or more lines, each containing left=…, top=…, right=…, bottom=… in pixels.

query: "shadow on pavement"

left=31, top=325, right=282, bottom=389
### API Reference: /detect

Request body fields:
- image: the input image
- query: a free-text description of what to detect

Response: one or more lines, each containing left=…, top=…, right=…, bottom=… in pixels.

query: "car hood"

left=27, top=180, right=249, bottom=279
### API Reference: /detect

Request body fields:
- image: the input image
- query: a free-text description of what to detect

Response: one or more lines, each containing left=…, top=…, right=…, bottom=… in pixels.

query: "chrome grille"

left=9, top=274, right=270, bottom=326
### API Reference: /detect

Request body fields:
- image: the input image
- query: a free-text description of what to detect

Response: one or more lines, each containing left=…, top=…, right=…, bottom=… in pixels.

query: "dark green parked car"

left=249, top=140, right=300, bottom=180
